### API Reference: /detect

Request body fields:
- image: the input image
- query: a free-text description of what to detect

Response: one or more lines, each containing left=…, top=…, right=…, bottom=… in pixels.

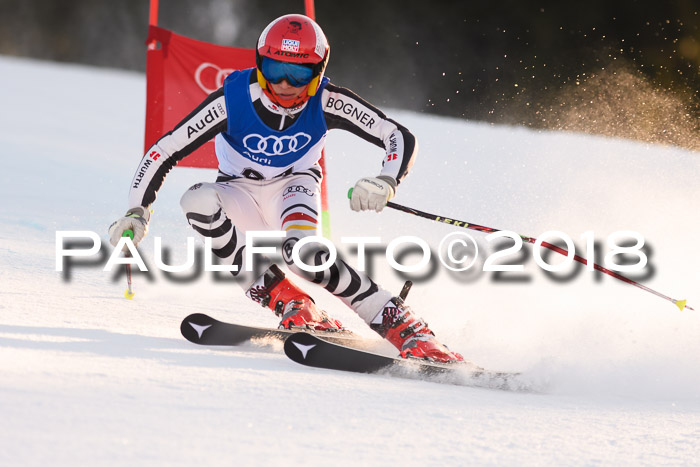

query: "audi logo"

left=243, top=133, right=312, bottom=156
left=194, top=62, right=234, bottom=94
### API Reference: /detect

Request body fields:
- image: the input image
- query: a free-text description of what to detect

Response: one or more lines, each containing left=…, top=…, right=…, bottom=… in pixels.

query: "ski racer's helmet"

left=256, top=14, right=330, bottom=108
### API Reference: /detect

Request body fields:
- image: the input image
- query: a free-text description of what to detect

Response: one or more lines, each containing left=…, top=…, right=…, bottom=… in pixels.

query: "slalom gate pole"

left=123, top=230, right=135, bottom=300
left=347, top=189, right=693, bottom=311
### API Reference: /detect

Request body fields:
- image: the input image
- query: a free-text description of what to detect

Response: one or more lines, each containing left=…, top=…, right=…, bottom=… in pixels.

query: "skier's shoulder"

left=321, top=79, right=390, bottom=132
left=322, top=80, right=366, bottom=105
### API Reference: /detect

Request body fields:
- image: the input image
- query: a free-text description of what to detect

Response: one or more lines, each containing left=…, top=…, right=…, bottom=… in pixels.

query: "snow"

left=1, top=54, right=700, bottom=465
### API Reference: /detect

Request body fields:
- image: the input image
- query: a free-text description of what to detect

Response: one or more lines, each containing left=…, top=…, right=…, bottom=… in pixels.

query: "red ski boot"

left=370, top=282, right=464, bottom=363
left=245, top=265, right=344, bottom=332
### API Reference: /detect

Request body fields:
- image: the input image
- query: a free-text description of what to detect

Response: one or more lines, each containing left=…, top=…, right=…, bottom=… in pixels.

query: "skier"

left=108, top=14, right=463, bottom=363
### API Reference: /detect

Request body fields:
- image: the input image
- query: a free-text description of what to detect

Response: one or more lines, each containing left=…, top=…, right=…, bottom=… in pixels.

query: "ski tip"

left=283, top=332, right=322, bottom=362
left=674, top=299, right=687, bottom=311
left=124, top=288, right=135, bottom=300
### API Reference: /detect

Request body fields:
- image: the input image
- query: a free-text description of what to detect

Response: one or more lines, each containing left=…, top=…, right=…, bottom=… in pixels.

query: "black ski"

left=283, top=332, right=527, bottom=391
left=180, top=313, right=373, bottom=349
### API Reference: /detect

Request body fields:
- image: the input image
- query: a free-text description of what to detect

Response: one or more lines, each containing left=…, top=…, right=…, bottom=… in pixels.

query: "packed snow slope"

left=1, top=55, right=699, bottom=466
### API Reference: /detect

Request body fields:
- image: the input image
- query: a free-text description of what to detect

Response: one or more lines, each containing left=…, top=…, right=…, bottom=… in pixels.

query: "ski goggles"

left=261, top=57, right=315, bottom=87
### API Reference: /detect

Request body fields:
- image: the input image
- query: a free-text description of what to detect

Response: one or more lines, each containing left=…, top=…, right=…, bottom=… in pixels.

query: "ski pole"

left=347, top=189, right=693, bottom=311
left=123, top=229, right=135, bottom=299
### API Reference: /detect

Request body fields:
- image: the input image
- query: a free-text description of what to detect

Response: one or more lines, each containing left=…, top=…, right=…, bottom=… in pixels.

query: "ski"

left=283, top=332, right=528, bottom=391
left=180, top=313, right=374, bottom=349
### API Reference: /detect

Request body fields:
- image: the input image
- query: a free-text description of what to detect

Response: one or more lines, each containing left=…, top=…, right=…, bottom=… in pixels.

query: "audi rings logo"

left=243, top=133, right=312, bottom=157
left=195, top=62, right=234, bottom=94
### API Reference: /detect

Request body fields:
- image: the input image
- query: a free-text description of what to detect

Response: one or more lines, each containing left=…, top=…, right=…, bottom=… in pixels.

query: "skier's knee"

left=282, top=235, right=330, bottom=282
left=180, top=183, right=221, bottom=216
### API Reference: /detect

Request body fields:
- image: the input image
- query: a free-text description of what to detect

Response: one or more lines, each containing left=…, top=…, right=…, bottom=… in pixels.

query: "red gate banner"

left=144, top=26, right=256, bottom=168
